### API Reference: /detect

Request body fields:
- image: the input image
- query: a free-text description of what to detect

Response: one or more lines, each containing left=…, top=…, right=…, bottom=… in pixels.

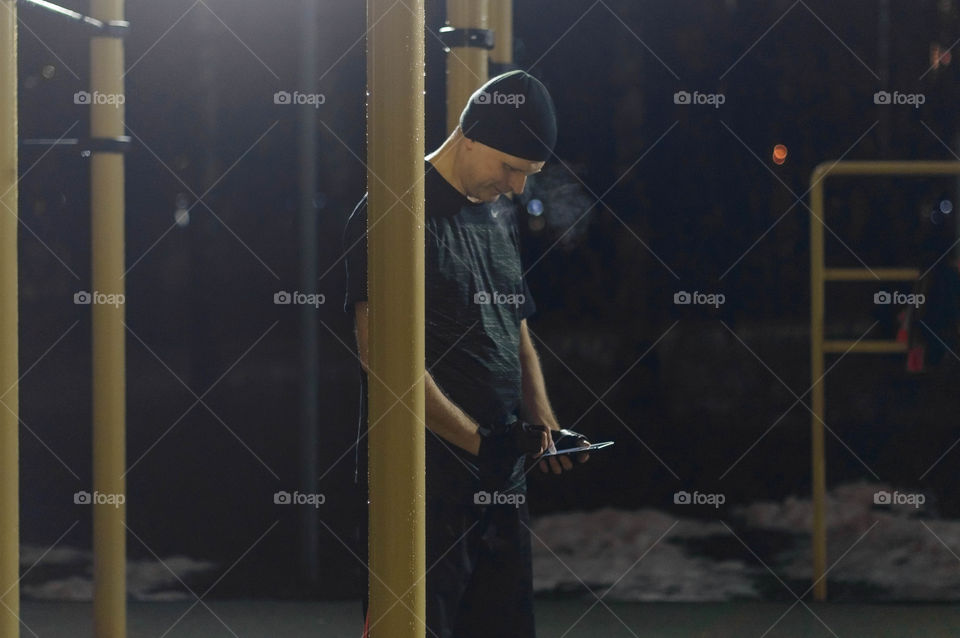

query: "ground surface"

left=17, top=599, right=960, bottom=637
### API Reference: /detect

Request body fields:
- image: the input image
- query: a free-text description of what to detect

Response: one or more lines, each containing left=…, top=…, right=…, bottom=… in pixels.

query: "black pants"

left=359, top=496, right=536, bottom=638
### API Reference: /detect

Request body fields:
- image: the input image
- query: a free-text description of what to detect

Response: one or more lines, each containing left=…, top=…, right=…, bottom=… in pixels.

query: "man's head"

left=455, top=70, right=557, bottom=202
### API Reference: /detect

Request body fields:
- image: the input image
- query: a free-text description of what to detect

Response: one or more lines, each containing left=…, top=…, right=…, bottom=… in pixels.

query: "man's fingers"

left=577, top=440, right=591, bottom=464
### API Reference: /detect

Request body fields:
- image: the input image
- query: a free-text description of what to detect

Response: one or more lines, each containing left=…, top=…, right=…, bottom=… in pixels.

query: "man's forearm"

left=425, top=371, right=483, bottom=456
left=519, top=321, right=560, bottom=430
left=356, top=302, right=482, bottom=456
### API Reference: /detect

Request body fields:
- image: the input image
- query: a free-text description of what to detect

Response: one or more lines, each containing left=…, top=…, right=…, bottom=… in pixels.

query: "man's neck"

left=426, top=136, right=480, bottom=203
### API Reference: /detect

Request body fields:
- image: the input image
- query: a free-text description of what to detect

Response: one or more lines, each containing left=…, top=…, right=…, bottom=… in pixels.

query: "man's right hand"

left=477, top=420, right=549, bottom=491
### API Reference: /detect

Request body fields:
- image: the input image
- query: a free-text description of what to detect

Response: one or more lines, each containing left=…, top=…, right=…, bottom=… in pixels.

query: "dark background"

left=13, top=0, right=960, bottom=599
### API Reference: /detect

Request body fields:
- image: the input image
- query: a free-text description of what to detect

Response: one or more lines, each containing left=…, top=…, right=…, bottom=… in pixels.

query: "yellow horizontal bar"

left=823, top=268, right=920, bottom=281
left=813, top=160, right=960, bottom=182
left=823, top=339, right=906, bottom=353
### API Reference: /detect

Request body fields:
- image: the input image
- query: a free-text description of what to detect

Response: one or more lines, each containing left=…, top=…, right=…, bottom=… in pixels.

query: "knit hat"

left=459, top=70, right=557, bottom=162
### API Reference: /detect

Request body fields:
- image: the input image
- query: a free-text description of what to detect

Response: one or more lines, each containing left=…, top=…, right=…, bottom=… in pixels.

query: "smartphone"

left=539, top=441, right=614, bottom=458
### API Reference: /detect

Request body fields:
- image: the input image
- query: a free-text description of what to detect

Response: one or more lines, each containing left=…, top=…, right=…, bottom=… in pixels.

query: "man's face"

left=461, top=139, right=545, bottom=203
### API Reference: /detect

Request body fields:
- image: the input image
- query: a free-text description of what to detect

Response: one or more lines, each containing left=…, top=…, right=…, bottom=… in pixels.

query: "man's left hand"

left=538, top=428, right=591, bottom=474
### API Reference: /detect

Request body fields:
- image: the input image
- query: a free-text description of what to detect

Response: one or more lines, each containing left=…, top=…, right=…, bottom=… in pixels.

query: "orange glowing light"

left=772, top=144, right=788, bottom=165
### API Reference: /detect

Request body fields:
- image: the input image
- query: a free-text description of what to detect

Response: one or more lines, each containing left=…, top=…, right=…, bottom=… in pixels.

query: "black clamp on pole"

left=17, top=0, right=130, bottom=37
left=438, top=26, right=494, bottom=52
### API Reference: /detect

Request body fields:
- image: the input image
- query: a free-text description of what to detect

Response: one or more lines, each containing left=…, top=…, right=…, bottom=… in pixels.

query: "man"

left=342, top=70, right=591, bottom=638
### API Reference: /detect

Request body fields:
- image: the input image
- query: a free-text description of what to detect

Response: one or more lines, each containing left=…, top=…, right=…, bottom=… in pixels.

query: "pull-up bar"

left=17, top=0, right=128, bottom=36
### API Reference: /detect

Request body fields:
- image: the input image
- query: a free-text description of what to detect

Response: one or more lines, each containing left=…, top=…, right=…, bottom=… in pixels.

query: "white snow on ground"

left=20, top=482, right=960, bottom=601
left=530, top=507, right=759, bottom=601
left=531, top=482, right=960, bottom=601
left=735, top=481, right=960, bottom=600
left=19, top=545, right=217, bottom=602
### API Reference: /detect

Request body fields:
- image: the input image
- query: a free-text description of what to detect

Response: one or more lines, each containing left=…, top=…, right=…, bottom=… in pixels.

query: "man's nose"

left=508, top=174, right=527, bottom=195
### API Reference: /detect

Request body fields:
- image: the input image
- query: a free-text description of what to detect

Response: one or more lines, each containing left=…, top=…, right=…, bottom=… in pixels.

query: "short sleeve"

left=342, top=194, right=368, bottom=313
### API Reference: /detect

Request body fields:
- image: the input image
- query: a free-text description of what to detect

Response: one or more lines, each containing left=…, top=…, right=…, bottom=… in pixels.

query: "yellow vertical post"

left=90, top=1, right=126, bottom=636
left=488, top=0, right=513, bottom=66
left=810, top=171, right=827, bottom=602
left=445, top=0, right=489, bottom=133
left=366, top=0, right=425, bottom=636
left=0, top=2, right=18, bottom=636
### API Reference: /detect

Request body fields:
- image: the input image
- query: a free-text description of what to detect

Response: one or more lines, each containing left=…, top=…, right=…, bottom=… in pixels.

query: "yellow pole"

left=445, top=0, right=489, bottom=133
left=90, top=1, right=126, bottom=636
left=0, top=2, right=18, bottom=636
left=488, top=0, right=512, bottom=66
left=810, top=176, right=826, bottom=602
left=366, top=0, right=425, bottom=636
left=809, top=160, right=960, bottom=601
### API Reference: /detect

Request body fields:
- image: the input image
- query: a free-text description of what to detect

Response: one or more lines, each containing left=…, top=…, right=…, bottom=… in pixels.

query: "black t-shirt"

left=342, top=160, right=537, bottom=500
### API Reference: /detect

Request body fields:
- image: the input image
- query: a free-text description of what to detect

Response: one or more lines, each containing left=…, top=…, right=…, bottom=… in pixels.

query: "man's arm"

left=518, top=318, right=560, bottom=429
left=519, top=318, right=589, bottom=473
left=354, top=302, right=483, bottom=455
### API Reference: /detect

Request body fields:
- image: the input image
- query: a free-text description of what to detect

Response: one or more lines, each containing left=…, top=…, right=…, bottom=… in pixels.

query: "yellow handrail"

left=809, top=159, right=960, bottom=601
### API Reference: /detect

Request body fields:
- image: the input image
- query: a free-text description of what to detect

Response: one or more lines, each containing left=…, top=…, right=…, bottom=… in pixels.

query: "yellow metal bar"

left=813, top=160, right=960, bottom=181
left=0, top=2, right=18, bottom=637
left=810, top=159, right=960, bottom=601
left=488, top=0, right=512, bottom=66
left=810, top=175, right=827, bottom=602
left=823, top=268, right=920, bottom=281
left=445, top=0, right=488, bottom=133
left=366, top=0, right=425, bottom=636
left=823, top=340, right=907, bottom=354
left=90, top=1, right=126, bottom=636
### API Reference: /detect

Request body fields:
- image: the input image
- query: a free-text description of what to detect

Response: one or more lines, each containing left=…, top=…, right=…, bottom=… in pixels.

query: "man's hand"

left=539, top=428, right=591, bottom=474
left=478, top=420, right=549, bottom=491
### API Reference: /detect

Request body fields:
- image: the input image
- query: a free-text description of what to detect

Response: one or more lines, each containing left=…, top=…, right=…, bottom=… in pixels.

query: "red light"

left=772, top=144, right=787, bottom=165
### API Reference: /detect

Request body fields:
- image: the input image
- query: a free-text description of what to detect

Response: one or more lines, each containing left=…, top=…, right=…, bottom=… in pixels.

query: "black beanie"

left=458, top=70, right=557, bottom=162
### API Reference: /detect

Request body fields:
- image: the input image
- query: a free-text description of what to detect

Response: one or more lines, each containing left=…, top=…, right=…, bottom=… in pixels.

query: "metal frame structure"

left=809, top=160, right=960, bottom=602
left=366, top=1, right=426, bottom=636
left=0, top=2, right=20, bottom=636
left=443, top=0, right=489, bottom=133
left=0, top=0, right=128, bottom=635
